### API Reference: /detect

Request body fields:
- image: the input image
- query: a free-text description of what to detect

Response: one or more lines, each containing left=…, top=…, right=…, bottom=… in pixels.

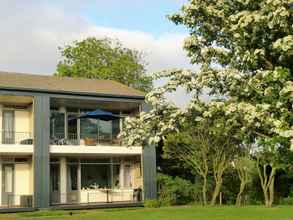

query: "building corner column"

left=33, top=95, right=50, bottom=209
left=141, top=102, right=157, bottom=200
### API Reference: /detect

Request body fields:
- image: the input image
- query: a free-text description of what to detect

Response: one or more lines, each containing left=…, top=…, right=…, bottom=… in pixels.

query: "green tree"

left=163, top=127, right=210, bottom=205
left=56, top=37, right=153, bottom=92
left=163, top=112, right=243, bottom=206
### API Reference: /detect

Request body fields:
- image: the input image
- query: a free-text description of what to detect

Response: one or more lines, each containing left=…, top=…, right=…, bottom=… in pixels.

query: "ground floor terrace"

left=0, top=156, right=33, bottom=209
left=50, top=155, right=143, bottom=206
left=0, top=154, right=143, bottom=210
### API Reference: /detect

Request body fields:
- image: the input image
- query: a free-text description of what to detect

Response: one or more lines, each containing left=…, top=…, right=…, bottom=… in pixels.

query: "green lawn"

left=1, top=206, right=293, bottom=220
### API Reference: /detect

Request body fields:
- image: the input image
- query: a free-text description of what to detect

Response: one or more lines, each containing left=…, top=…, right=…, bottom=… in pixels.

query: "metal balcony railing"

left=50, top=132, right=121, bottom=146
left=0, top=131, right=33, bottom=145
left=0, top=194, right=33, bottom=208
left=50, top=188, right=142, bottom=205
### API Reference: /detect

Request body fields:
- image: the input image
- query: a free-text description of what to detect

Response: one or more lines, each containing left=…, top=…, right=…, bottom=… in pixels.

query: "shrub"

left=144, top=200, right=161, bottom=208
left=280, top=196, right=293, bottom=205
left=157, top=173, right=195, bottom=206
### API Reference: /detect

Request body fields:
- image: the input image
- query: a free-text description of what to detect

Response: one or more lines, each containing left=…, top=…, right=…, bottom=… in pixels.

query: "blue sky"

left=84, top=0, right=187, bottom=36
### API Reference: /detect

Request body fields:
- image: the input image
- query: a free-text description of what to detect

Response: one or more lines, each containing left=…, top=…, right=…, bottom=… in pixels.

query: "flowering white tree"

left=120, top=0, right=293, bottom=207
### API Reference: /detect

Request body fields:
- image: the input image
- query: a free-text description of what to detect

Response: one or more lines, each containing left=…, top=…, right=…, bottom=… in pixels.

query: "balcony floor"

left=0, top=144, right=33, bottom=155
left=50, top=145, right=142, bottom=156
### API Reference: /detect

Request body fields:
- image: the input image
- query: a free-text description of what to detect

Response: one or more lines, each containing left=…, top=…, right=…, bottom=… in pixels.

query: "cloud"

left=0, top=0, right=194, bottom=107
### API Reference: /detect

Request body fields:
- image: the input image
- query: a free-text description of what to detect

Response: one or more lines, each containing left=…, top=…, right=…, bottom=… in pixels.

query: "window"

left=50, top=112, right=65, bottom=139
left=81, top=164, right=111, bottom=189
left=68, top=164, right=78, bottom=191
left=112, top=119, right=120, bottom=139
left=2, top=110, right=15, bottom=144
left=80, top=118, right=98, bottom=139
left=113, top=164, right=121, bottom=188
left=123, top=165, right=132, bottom=188
left=67, top=113, right=78, bottom=142
left=50, top=164, right=59, bottom=192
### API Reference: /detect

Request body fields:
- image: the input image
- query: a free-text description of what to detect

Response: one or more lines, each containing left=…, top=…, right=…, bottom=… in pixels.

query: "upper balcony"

left=0, top=94, right=143, bottom=155
left=0, top=95, right=34, bottom=154
left=49, top=97, right=143, bottom=155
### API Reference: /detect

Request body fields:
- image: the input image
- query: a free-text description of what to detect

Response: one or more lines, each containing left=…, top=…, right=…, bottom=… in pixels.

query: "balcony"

left=0, top=131, right=33, bottom=154
left=0, top=131, right=33, bottom=145
left=50, top=156, right=143, bottom=207
left=51, top=189, right=142, bottom=205
left=50, top=132, right=121, bottom=146
left=49, top=131, right=142, bottom=156
left=0, top=95, right=34, bottom=153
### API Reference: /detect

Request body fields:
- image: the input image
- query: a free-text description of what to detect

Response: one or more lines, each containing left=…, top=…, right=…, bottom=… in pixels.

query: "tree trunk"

left=235, top=182, right=246, bottom=207
left=264, top=190, right=270, bottom=207
left=202, top=176, right=208, bottom=206
left=210, top=179, right=222, bottom=205
left=257, top=160, right=276, bottom=208
left=268, top=174, right=275, bottom=207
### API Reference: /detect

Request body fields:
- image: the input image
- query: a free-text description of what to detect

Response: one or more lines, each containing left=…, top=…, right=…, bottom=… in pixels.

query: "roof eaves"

left=0, top=86, right=145, bottom=101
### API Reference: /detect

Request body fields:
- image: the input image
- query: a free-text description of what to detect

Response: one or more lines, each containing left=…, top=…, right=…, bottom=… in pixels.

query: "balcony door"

left=67, top=113, right=78, bottom=145
left=2, top=164, right=14, bottom=206
left=50, top=163, right=60, bottom=204
left=123, top=164, right=132, bottom=188
left=2, top=110, right=15, bottom=144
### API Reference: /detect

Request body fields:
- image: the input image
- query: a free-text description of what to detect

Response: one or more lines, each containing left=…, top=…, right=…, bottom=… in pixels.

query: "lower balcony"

left=50, top=156, right=143, bottom=207
left=0, top=157, right=34, bottom=210
left=51, top=189, right=142, bottom=206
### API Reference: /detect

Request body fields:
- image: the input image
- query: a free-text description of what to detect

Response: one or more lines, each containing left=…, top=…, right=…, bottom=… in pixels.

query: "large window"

left=50, top=109, right=121, bottom=145
left=123, top=164, right=132, bottom=188
left=67, top=113, right=78, bottom=144
left=68, top=164, right=78, bottom=191
left=2, top=110, right=15, bottom=144
left=50, top=112, right=65, bottom=139
left=98, top=120, right=112, bottom=143
left=112, top=119, right=120, bottom=139
left=112, top=164, right=121, bottom=188
left=80, top=159, right=112, bottom=189
left=81, top=164, right=111, bottom=189
left=80, top=118, right=98, bottom=139
left=65, top=157, right=141, bottom=192
left=50, top=163, right=59, bottom=192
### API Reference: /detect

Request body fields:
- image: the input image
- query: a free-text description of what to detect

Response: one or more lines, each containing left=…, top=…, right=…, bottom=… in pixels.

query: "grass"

left=0, top=206, right=293, bottom=220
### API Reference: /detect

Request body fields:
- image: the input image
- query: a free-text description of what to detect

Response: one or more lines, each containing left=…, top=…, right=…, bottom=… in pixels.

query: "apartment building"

left=0, top=71, right=156, bottom=211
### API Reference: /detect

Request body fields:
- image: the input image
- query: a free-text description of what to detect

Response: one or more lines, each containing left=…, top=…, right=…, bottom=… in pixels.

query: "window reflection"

left=50, top=112, right=65, bottom=139
left=50, top=109, right=121, bottom=145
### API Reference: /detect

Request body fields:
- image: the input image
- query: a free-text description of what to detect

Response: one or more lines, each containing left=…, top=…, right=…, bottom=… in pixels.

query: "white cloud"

left=0, top=0, right=194, bottom=107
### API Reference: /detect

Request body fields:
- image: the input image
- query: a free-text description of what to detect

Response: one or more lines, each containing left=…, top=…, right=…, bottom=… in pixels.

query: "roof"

left=0, top=71, right=145, bottom=99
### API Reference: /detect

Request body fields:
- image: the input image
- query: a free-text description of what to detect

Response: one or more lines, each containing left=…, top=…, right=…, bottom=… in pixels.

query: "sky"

left=0, top=0, right=194, bottom=107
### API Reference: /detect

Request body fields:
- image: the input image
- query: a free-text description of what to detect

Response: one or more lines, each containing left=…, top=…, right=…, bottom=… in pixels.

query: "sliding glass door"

left=2, top=110, right=15, bottom=144
left=2, top=164, right=14, bottom=205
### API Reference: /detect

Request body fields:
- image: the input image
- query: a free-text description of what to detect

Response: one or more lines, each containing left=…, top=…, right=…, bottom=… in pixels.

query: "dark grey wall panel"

left=33, top=95, right=50, bottom=208
left=141, top=102, right=157, bottom=200
left=142, top=145, right=157, bottom=200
